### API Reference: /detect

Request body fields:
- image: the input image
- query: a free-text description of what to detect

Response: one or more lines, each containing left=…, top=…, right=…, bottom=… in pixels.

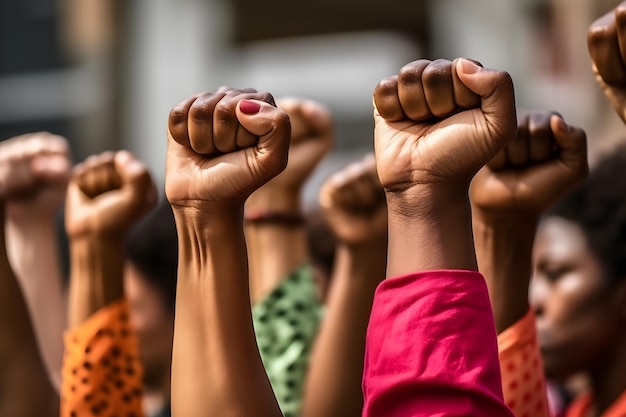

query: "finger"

left=188, top=92, right=225, bottom=155
left=422, top=59, right=456, bottom=118
left=168, top=94, right=200, bottom=148
left=234, top=91, right=275, bottom=149
left=236, top=99, right=290, bottom=179
left=78, top=152, right=117, bottom=198
left=455, top=58, right=517, bottom=146
left=373, top=75, right=404, bottom=121
left=31, top=154, right=72, bottom=184
left=528, top=111, right=557, bottom=163
left=616, top=3, right=626, bottom=68
left=550, top=115, right=588, bottom=178
left=212, top=91, right=243, bottom=153
left=115, top=150, right=157, bottom=210
left=486, top=149, right=507, bottom=171
left=588, top=9, right=626, bottom=86
left=506, top=115, right=529, bottom=167
left=451, top=58, right=482, bottom=109
left=397, top=60, right=431, bottom=120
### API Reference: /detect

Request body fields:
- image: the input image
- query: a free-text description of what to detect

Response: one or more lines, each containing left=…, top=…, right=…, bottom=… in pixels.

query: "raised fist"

left=319, top=154, right=386, bottom=246
left=470, top=111, right=588, bottom=215
left=373, top=58, right=517, bottom=211
left=588, top=2, right=626, bottom=124
left=65, top=151, right=156, bottom=238
left=0, top=132, right=71, bottom=219
left=165, top=87, right=291, bottom=211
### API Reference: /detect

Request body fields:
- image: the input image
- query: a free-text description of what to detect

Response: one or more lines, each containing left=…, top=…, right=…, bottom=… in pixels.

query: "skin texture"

left=588, top=1, right=626, bottom=124
left=470, top=111, right=588, bottom=333
left=0, top=149, right=61, bottom=417
left=302, top=154, right=387, bottom=417
left=531, top=217, right=626, bottom=415
left=166, top=87, right=290, bottom=417
left=245, top=97, right=333, bottom=304
left=0, top=132, right=71, bottom=390
left=65, top=151, right=157, bottom=328
left=373, top=58, right=517, bottom=277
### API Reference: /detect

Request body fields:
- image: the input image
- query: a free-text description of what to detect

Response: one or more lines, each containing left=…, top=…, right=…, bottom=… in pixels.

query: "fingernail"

left=460, top=58, right=481, bottom=75
left=554, top=115, right=569, bottom=132
left=239, top=100, right=261, bottom=115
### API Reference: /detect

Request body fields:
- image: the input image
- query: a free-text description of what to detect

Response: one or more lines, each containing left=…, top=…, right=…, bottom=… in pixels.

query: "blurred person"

left=0, top=143, right=62, bottom=417
left=166, top=87, right=291, bottom=416
left=62, top=150, right=156, bottom=417
left=530, top=144, right=626, bottom=417
left=302, top=153, right=386, bottom=417
left=304, top=207, right=336, bottom=303
left=245, top=97, right=333, bottom=416
left=362, top=57, right=517, bottom=416
left=125, top=198, right=177, bottom=417
left=470, top=109, right=589, bottom=417
left=0, top=132, right=71, bottom=391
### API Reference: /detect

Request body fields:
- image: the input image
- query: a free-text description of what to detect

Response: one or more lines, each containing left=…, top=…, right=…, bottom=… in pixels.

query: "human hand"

left=373, top=58, right=517, bottom=215
left=165, top=88, right=291, bottom=215
left=470, top=111, right=588, bottom=217
left=65, top=151, right=156, bottom=239
left=0, top=132, right=71, bottom=223
left=588, top=1, right=626, bottom=124
left=319, top=154, right=386, bottom=246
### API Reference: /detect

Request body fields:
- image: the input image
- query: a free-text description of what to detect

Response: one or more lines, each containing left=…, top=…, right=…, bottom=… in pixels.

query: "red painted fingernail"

left=239, top=100, right=261, bottom=115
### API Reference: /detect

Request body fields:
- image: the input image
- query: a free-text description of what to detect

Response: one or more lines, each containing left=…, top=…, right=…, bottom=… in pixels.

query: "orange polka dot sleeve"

left=60, top=299, right=144, bottom=417
left=498, top=308, right=550, bottom=417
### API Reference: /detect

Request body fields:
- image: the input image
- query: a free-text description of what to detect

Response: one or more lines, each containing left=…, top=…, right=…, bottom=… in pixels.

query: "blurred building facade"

left=0, top=0, right=622, bottom=205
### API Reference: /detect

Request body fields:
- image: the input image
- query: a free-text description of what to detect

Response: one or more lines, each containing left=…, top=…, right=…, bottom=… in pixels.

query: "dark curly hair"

left=125, top=198, right=178, bottom=311
left=545, top=144, right=626, bottom=282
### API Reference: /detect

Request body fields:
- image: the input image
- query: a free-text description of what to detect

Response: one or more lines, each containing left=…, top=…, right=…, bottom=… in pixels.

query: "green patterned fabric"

left=252, top=264, right=324, bottom=417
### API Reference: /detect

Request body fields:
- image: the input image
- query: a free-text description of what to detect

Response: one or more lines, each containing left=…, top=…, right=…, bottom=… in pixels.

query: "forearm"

left=172, top=207, right=282, bottom=417
left=473, top=211, right=537, bottom=333
left=302, top=242, right=386, bottom=417
left=387, top=190, right=477, bottom=277
left=6, top=217, right=66, bottom=389
left=68, top=237, right=125, bottom=328
left=246, top=191, right=308, bottom=304
left=0, top=207, right=58, bottom=416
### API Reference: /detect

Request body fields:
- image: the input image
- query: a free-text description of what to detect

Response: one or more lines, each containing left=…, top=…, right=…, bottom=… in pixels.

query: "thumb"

left=114, top=151, right=157, bottom=210
left=456, top=59, right=517, bottom=146
left=236, top=99, right=291, bottom=176
left=31, top=154, right=71, bottom=184
left=550, top=115, right=589, bottom=178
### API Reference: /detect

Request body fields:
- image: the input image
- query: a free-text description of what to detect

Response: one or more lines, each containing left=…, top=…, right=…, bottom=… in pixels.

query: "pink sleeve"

left=362, top=270, right=515, bottom=417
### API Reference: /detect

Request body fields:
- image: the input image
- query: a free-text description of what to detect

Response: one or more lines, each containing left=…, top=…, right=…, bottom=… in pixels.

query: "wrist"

left=385, top=182, right=469, bottom=221
left=68, top=236, right=125, bottom=327
left=246, top=187, right=301, bottom=213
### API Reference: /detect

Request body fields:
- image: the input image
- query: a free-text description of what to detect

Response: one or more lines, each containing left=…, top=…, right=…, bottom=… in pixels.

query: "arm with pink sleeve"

left=362, top=269, right=515, bottom=417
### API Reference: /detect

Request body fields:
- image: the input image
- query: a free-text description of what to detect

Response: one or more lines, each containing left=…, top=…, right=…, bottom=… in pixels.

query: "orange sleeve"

left=60, top=299, right=144, bottom=417
left=498, top=308, right=550, bottom=417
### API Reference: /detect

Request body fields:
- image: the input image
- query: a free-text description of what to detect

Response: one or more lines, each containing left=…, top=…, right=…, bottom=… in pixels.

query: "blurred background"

left=0, top=0, right=622, bottom=206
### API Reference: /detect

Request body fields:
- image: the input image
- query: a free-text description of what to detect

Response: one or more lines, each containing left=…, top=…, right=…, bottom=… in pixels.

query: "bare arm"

left=166, top=89, right=291, bottom=417
left=470, top=111, right=588, bottom=333
left=302, top=154, right=386, bottom=417
left=1, top=133, right=71, bottom=390
left=0, top=174, right=58, bottom=417
left=245, top=98, right=333, bottom=304
left=363, top=57, right=518, bottom=417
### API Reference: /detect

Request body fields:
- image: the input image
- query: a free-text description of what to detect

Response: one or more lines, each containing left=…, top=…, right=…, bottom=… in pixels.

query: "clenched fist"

left=588, top=1, right=626, bottom=123
left=165, top=88, right=291, bottom=211
left=0, top=132, right=71, bottom=220
left=319, top=154, right=386, bottom=246
left=470, top=111, right=588, bottom=215
left=373, top=58, right=517, bottom=213
left=65, top=151, right=156, bottom=238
